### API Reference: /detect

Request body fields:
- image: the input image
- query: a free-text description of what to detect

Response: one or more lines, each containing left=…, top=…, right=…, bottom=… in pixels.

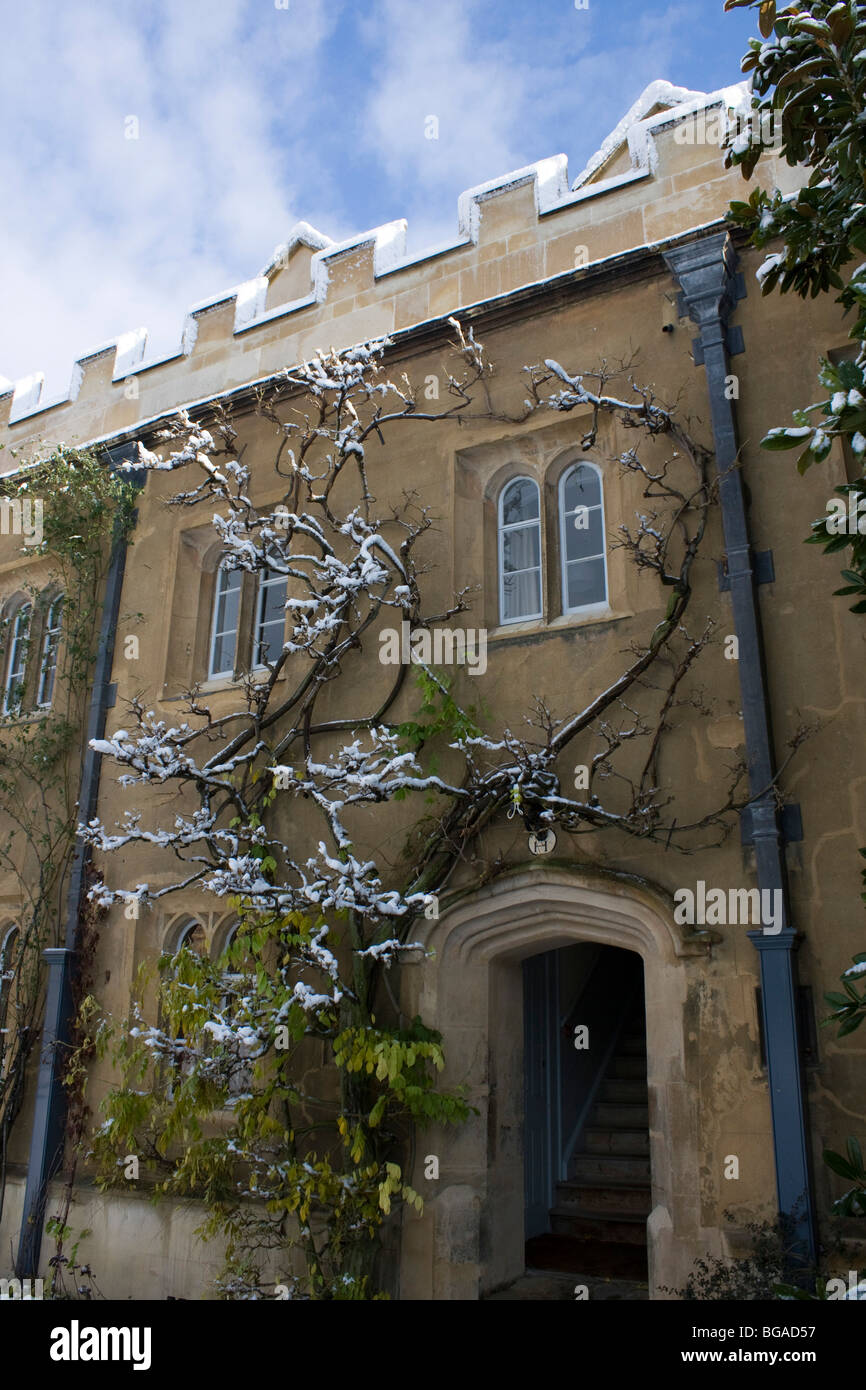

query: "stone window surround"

left=0, top=585, right=64, bottom=720
left=168, top=523, right=291, bottom=697
left=455, top=416, right=634, bottom=644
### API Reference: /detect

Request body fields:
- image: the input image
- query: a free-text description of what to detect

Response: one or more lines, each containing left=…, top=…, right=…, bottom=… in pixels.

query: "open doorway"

left=523, top=943, right=649, bottom=1281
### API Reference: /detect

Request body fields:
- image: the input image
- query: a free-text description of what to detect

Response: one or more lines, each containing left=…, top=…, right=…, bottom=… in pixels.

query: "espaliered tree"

left=83, top=325, right=794, bottom=1299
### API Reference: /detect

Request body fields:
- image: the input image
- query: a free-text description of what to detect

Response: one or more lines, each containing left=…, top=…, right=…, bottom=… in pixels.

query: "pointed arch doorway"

left=523, top=941, right=649, bottom=1282
left=398, top=867, right=708, bottom=1300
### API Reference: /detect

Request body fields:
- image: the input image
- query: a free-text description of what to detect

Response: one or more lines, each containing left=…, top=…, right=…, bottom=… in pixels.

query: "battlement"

left=1, top=79, right=795, bottom=453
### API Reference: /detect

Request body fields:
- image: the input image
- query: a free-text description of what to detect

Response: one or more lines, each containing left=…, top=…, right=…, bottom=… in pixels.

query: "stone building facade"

left=0, top=79, right=864, bottom=1300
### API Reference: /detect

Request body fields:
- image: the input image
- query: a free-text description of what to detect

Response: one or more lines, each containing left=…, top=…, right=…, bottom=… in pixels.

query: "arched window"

left=0, top=924, right=19, bottom=1038
left=37, top=595, right=63, bottom=708
left=559, top=463, right=608, bottom=613
left=208, top=564, right=242, bottom=679
left=3, top=602, right=31, bottom=715
left=498, top=477, right=542, bottom=624
left=177, top=920, right=207, bottom=955
left=254, top=568, right=287, bottom=667
left=165, top=921, right=207, bottom=1093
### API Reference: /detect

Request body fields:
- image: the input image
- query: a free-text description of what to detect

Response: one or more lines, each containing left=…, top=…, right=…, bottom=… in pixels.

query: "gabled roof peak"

left=573, top=79, right=725, bottom=189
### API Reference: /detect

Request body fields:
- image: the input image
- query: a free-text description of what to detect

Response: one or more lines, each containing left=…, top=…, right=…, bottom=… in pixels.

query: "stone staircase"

left=550, top=1007, right=651, bottom=1251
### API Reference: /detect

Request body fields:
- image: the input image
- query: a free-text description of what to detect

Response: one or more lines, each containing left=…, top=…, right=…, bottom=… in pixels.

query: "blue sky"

left=0, top=0, right=759, bottom=400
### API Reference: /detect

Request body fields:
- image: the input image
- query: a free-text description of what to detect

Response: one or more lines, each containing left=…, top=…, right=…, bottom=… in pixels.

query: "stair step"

left=610, top=1055, right=647, bottom=1079
left=550, top=1207, right=648, bottom=1246
left=584, top=1127, right=649, bottom=1156
left=599, top=1078, right=648, bottom=1104
left=590, top=1102, right=649, bottom=1129
left=571, top=1153, right=651, bottom=1182
left=617, top=1034, right=646, bottom=1056
left=556, top=1179, right=652, bottom=1216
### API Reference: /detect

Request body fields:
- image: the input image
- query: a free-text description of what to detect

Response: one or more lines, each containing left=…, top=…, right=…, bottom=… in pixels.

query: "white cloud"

left=356, top=0, right=701, bottom=257
left=357, top=0, right=541, bottom=252
left=0, top=0, right=342, bottom=397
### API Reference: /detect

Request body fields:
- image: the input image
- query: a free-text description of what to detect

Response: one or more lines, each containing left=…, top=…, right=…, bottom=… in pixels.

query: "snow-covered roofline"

left=1, top=79, right=752, bottom=427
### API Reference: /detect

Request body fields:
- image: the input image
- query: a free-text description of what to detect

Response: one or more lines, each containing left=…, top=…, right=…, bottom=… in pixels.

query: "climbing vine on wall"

left=0, top=448, right=136, bottom=1225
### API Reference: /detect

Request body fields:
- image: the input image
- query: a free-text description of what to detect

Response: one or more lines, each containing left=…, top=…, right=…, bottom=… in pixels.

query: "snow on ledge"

left=9, top=373, right=46, bottom=424
left=259, top=220, right=334, bottom=279
left=456, top=155, right=571, bottom=242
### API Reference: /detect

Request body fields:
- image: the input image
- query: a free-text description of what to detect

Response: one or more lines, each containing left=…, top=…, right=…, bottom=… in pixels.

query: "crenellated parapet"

left=0, top=80, right=801, bottom=454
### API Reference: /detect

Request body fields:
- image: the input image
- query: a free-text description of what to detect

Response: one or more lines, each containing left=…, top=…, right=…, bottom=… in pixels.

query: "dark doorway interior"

left=523, top=943, right=649, bottom=1280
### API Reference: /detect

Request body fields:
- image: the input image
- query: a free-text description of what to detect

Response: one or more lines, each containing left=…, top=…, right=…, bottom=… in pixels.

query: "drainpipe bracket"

left=691, top=324, right=745, bottom=365
left=718, top=549, right=775, bottom=590
left=746, top=926, right=803, bottom=951
left=740, top=802, right=803, bottom=847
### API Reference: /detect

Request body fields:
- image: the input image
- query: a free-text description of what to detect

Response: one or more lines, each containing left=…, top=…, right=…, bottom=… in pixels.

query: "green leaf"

left=823, top=1147, right=858, bottom=1180
left=762, top=427, right=813, bottom=450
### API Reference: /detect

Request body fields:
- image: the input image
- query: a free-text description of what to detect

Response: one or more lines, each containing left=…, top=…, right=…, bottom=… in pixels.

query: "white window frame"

left=498, top=477, right=543, bottom=625
left=0, top=923, right=19, bottom=1040
left=3, top=603, right=31, bottom=715
left=253, top=568, right=287, bottom=669
left=208, top=564, right=243, bottom=679
left=558, top=462, right=609, bottom=616
left=36, top=596, right=63, bottom=708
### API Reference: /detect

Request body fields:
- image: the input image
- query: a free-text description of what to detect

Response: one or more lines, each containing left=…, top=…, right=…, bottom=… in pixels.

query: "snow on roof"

left=259, top=220, right=334, bottom=279
left=571, top=80, right=707, bottom=189
left=2, top=79, right=752, bottom=427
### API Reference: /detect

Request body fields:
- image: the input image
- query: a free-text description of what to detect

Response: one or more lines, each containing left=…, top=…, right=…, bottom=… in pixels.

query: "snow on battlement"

left=1, top=78, right=774, bottom=444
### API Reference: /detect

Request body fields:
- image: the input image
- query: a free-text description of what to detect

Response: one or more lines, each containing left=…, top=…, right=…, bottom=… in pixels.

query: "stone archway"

left=397, top=866, right=713, bottom=1300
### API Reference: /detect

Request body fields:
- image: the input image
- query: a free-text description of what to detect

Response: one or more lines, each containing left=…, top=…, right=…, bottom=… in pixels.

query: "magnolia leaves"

left=725, top=1, right=857, bottom=46
left=724, top=0, right=779, bottom=41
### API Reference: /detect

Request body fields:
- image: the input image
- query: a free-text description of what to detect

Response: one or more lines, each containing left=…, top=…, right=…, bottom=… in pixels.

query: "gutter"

left=16, top=444, right=144, bottom=1277
left=663, top=232, right=817, bottom=1272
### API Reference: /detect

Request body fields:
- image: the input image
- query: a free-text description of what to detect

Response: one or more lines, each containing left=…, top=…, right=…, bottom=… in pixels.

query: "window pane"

left=4, top=605, right=31, bottom=714
left=564, top=506, right=604, bottom=563
left=502, top=568, right=541, bottom=623
left=37, top=597, right=62, bottom=707
left=565, top=557, right=606, bottom=610
left=214, top=572, right=241, bottom=635
left=501, top=478, right=540, bottom=526
left=0, top=926, right=19, bottom=1036
left=255, top=571, right=287, bottom=665
left=180, top=923, right=206, bottom=955
left=502, top=523, right=540, bottom=574
left=562, top=465, right=601, bottom=512
left=211, top=632, right=236, bottom=676
left=210, top=569, right=241, bottom=676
